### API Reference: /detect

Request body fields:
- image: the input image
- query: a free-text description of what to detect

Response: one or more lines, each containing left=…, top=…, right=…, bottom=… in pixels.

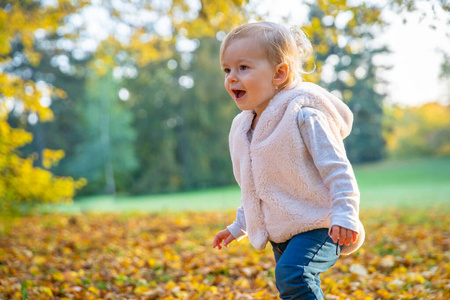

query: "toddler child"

left=213, top=21, right=365, bottom=299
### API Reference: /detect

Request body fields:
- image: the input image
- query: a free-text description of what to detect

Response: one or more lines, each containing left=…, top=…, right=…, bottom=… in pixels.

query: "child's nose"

left=227, top=72, right=238, bottom=83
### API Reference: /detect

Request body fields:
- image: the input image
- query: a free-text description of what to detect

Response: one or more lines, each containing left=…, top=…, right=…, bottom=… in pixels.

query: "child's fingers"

left=331, top=225, right=359, bottom=246
left=330, top=225, right=339, bottom=244
left=215, top=239, right=223, bottom=249
left=345, top=229, right=353, bottom=246
left=223, top=234, right=235, bottom=247
left=352, top=231, right=358, bottom=243
left=213, top=233, right=224, bottom=249
left=339, top=227, right=346, bottom=245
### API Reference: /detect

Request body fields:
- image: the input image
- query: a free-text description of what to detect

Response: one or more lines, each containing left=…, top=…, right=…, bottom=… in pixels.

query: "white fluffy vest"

left=229, top=82, right=363, bottom=254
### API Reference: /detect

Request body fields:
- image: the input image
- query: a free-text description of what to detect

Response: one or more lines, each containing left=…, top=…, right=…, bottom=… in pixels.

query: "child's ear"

left=273, top=62, right=289, bottom=86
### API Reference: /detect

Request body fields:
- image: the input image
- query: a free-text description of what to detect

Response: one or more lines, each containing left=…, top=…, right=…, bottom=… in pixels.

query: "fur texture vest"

left=228, top=82, right=365, bottom=255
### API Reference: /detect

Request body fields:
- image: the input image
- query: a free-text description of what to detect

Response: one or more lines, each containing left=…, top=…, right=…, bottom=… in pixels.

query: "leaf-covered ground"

left=1, top=208, right=449, bottom=299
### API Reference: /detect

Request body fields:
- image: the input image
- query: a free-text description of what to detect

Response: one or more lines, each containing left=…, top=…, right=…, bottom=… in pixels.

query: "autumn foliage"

left=0, top=1, right=87, bottom=211
left=0, top=120, right=86, bottom=212
left=1, top=208, right=449, bottom=299
left=384, top=103, right=450, bottom=157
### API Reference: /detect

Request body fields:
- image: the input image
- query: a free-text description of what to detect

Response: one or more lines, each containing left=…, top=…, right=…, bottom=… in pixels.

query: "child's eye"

left=223, top=68, right=231, bottom=74
left=240, top=65, right=248, bottom=70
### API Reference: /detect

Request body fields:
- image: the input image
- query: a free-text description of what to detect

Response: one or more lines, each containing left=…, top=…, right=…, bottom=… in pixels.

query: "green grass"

left=355, top=156, right=450, bottom=208
left=49, top=156, right=450, bottom=213
left=54, top=185, right=242, bottom=213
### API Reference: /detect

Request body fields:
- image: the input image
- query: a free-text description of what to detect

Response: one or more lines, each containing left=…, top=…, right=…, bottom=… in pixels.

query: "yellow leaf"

left=42, top=149, right=65, bottom=169
left=32, top=256, right=46, bottom=265
left=354, top=290, right=366, bottom=297
left=52, top=272, right=65, bottom=281
left=235, top=277, right=250, bottom=289
left=254, top=276, right=267, bottom=288
left=41, top=287, right=53, bottom=297
left=88, top=286, right=99, bottom=295
left=253, top=290, right=266, bottom=298
left=148, top=258, right=157, bottom=267
left=166, top=281, right=177, bottom=290
left=376, top=289, right=392, bottom=299
left=134, top=286, right=150, bottom=294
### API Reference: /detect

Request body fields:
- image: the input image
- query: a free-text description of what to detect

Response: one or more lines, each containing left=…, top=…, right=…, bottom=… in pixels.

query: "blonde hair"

left=220, top=21, right=313, bottom=90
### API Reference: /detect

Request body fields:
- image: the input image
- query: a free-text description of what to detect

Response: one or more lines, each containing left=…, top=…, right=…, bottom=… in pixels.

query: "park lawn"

left=53, top=156, right=450, bottom=213
left=2, top=156, right=449, bottom=299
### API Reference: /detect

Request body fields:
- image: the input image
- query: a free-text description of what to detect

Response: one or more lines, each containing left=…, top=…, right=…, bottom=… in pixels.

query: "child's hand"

left=330, top=225, right=358, bottom=246
left=213, top=228, right=236, bottom=250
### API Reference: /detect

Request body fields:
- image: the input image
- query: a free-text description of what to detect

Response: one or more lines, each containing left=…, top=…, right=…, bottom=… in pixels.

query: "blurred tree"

left=67, top=70, right=138, bottom=195
left=68, top=0, right=247, bottom=194
left=2, top=0, right=248, bottom=196
left=125, top=58, right=183, bottom=193
left=0, top=0, right=86, bottom=211
left=303, top=0, right=388, bottom=163
left=28, top=50, right=89, bottom=177
left=15, top=29, right=90, bottom=171
left=174, top=37, right=239, bottom=190
left=126, top=37, right=237, bottom=194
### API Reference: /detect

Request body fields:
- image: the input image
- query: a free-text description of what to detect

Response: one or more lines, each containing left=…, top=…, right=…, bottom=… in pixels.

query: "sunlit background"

left=1, top=0, right=449, bottom=212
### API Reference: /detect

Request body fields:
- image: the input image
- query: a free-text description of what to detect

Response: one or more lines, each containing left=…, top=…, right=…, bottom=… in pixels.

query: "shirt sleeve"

left=227, top=205, right=247, bottom=241
left=299, top=108, right=361, bottom=234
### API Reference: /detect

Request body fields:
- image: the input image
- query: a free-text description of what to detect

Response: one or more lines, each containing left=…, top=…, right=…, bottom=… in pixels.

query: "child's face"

left=221, top=37, right=278, bottom=115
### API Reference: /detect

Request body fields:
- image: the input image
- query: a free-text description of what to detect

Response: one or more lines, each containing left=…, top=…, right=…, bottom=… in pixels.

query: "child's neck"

left=251, top=97, right=274, bottom=130
left=251, top=113, right=259, bottom=130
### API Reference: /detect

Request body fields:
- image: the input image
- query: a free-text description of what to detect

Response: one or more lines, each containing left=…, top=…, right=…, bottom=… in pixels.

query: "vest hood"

left=269, top=82, right=353, bottom=140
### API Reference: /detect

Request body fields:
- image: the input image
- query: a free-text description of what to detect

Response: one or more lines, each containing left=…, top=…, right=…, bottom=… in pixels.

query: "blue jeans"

left=270, top=228, right=342, bottom=300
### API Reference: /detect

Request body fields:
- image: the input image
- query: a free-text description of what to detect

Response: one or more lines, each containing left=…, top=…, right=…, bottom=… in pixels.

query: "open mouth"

left=232, top=89, right=246, bottom=99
